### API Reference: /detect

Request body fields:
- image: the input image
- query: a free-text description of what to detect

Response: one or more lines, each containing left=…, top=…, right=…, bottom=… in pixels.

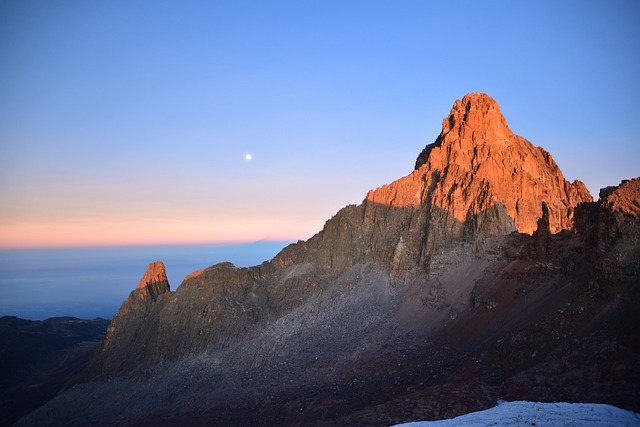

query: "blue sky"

left=1, top=0, right=639, bottom=248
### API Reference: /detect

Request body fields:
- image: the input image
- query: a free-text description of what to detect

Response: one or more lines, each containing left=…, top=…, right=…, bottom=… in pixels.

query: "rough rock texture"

left=410, top=93, right=592, bottom=235
left=575, top=178, right=640, bottom=257
left=15, top=95, right=639, bottom=427
left=88, top=262, right=171, bottom=376
left=137, top=261, right=168, bottom=289
left=601, top=177, right=640, bottom=216
left=135, top=260, right=170, bottom=300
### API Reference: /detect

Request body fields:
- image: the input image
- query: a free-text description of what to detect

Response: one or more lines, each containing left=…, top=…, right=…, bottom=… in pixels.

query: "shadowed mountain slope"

left=16, top=95, right=638, bottom=427
left=0, top=316, right=108, bottom=427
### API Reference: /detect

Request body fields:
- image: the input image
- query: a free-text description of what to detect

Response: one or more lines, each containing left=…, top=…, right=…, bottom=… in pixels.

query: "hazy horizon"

left=0, top=237, right=296, bottom=251
left=0, top=241, right=290, bottom=320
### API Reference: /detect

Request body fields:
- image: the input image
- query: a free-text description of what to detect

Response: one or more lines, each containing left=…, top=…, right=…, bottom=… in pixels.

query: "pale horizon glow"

left=1, top=1, right=639, bottom=249
left=0, top=216, right=318, bottom=249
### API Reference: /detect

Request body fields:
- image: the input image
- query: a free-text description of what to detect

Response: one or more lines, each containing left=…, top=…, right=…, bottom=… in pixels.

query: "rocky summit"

left=410, top=93, right=592, bottom=235
left=16, top=94, right=640, bottom=427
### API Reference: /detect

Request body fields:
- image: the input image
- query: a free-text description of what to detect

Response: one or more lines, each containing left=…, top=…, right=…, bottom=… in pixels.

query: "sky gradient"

left=1, top=0, right=639, bottom=248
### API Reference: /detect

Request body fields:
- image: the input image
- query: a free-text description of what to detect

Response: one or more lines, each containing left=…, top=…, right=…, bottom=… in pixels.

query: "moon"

left=244, top=153, right=252, bottom=161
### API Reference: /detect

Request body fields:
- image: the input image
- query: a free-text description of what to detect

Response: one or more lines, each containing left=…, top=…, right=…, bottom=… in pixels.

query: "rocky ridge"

left=16, top=94, right=639, bottom=427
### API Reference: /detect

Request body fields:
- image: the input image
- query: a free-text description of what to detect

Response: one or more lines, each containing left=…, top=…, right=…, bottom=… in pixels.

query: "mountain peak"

left=132, top=261, right=170, bottom=302
left=442, top=92, right=510, bottom=138
left=415, top=93, right=511, bottom=170
left=373, top=93, right=593, bottom=235
left=137, top=261, right=168, bottom=289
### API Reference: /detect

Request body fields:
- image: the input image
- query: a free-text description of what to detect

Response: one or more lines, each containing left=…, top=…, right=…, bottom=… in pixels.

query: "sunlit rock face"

left=600, top=177, right=640, bottom=216
left=391, top=93, right=592, bottom=235
left=21, top=95, right=639, bottom=427
left=136, top=261, right=169, bottom=290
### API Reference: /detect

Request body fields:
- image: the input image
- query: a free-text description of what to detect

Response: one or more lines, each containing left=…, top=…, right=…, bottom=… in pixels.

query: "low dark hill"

left=14, top=94, right=640, bottom=426
left=0, top=316, right=109, bottom=426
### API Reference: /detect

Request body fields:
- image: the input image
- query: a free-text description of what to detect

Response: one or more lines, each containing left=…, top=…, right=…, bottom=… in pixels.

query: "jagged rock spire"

left=137, top=261, right=169, bottom=289
left=135, top=261, right=170, bottom=301
left=90, top=262, right=171, bottom=373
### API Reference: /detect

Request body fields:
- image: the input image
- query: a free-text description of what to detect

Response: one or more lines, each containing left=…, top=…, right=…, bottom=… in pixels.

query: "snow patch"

left=391, top=401, right=640, bottom=427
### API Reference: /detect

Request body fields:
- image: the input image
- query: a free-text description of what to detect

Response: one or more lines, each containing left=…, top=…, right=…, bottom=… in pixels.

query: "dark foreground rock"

left=0, top=316, right=109, bottom=426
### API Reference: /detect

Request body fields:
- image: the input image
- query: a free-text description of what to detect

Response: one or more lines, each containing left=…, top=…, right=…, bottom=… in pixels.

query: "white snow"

left=391, top=401, right=640, bottom=427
